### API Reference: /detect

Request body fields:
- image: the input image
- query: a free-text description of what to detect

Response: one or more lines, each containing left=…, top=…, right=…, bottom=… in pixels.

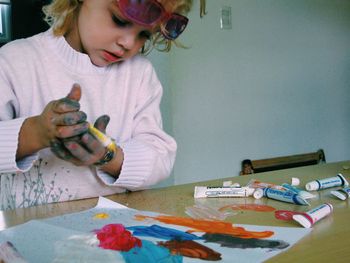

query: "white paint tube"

left=194, top=186, right=255, bottom=198
left=282, top=183, right=315, bottom=200
left=305, top=173, right=349, bottom=191
left=293, top=203, right=333, bottom=228
left=253, top=187, right=309, bottom=206
left=331, top=187, right=350, bottom=200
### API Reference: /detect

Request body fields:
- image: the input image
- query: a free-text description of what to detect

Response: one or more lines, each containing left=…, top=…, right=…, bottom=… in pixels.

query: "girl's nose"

left=116, top=29, right=138, bottom=50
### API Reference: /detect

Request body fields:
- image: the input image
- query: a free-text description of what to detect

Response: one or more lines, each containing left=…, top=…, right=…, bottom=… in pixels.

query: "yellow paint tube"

left=88, top=124, right=116, bottom=151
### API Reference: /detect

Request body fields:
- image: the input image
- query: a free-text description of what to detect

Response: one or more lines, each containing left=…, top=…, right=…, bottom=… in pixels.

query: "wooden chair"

left=250, top=149, right=326, bottom=173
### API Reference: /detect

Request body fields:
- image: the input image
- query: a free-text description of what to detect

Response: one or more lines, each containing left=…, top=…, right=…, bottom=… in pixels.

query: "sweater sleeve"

left=0, top=51, right=38, bottom=173
left=0, top=118, right=38, bottom=173
left=96, top=60, right=177, bottom=190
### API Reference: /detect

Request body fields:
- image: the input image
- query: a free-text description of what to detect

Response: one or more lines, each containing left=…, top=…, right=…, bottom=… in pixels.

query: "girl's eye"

left=139, top=31, right=151, bottom=40
left=112, top=15, right=129, bottom=27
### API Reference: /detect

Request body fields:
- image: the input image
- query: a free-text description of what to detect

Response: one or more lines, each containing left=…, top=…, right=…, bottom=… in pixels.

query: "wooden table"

left=1, top=160, right=349, bottom=262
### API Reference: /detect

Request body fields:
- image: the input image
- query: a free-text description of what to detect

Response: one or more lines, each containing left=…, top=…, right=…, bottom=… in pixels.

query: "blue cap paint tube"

left=293, top=203, right=333, bottom=228
left=305, top=173, right=349, bottom=191
left=331, top=186, right=350, bottom=200
left=253, top=187, right=309, bottom=205
left=282, top=183, right=315, bottom=200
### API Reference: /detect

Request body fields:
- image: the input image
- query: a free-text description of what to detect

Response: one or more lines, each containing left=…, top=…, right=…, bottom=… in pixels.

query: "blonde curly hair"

left=42, top=0, right=193, bottom=53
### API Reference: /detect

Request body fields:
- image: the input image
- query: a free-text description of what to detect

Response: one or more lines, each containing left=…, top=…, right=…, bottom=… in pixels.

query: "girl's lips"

left=102, top=50, right=122, bottom=63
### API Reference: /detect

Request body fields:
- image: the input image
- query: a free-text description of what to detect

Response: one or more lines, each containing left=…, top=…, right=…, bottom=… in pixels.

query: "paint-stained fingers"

left=67, top=83, right=82, bottom=101
left=51, top=84, right=83, bottom=113
left=64, top=137, right=105, bottom=165
left=51, top=111, right=87, bottom=126
left=52, top=97, right=81, bottom=113
left=55, top=122, right=90, bottom=139
left=80, top=132, right=107, bottom=159
left=50, top=139, right=82, bottom=165
left=94, top=115, right=110, bottom=133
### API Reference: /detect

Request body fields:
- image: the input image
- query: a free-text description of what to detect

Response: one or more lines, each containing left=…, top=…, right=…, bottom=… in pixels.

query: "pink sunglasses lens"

left=164, top=14, right=189, bottom=40
left=119, top=0, right=189, bottom=40
left=123, top=0, right=163, bottom=25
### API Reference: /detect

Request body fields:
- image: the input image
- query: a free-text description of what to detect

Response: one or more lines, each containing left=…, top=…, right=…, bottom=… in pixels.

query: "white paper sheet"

left=0, top=197, right=311, bottom=263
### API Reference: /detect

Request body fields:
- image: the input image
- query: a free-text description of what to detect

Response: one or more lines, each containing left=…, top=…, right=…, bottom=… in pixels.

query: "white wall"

left=150, top=0, right=350, bottom=186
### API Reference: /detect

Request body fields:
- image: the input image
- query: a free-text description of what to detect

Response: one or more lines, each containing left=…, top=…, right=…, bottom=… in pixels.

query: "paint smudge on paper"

left=127, top=225, right=200, bottom=240
left=121, top=239, right=183, bottom=263
left=93, top=212, right=110, bottom=219
left=135, top=214, right=274, bottom=238
left=158, top=240, right=222, bottom=261
left=202, top=233, right=289, bottom=250
left=53, top=234, right=118, bottom=262
left=219, top=204, right=276, bottom=212
left=96, top=224, right=141, bottom=251
left=0, top=241, right=27, bottom=263
left=186, top=204, right=229, bottom=220
left=275, top=210, right=305, bottom=221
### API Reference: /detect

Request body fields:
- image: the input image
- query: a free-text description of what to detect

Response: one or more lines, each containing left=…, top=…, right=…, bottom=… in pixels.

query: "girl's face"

left=66, top=0, right=155, bottom=67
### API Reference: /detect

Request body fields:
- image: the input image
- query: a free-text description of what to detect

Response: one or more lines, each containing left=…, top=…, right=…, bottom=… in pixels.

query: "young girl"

left=0, top=0, right=192, bottom=210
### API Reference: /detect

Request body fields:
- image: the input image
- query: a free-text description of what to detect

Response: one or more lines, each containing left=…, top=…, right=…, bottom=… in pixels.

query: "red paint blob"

left=96, top=224, right=142, bottom=251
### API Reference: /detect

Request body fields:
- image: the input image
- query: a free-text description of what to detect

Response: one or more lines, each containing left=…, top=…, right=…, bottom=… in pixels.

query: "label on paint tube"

left=194, top=186, right=255, bottom=198
left=305, top=173, right=349, bottom=191
left=331, top=187, right=350, bottom=200
left=293, top=203, right=333, bottom=228
left=253, top=187, right=309, bottom=206
left=246, top=179, right=284, bottom=190
left=282, top=183, right=315, bottom=200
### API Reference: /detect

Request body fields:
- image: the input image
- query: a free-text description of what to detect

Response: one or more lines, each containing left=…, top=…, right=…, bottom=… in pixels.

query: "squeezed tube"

left=253, top=187, right=309, bottom=205
left=305, top=173, right=349, bottom=191
left=88, top=124, right=116, bottom=151
left=293, top=203, right=333, bottom=228
left=282, top=183, right=315, bottom=200
left=331, top=187, right=350, bottom=200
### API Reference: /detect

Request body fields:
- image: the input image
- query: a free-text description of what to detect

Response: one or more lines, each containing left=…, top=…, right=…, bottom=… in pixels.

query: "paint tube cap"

left=291, top=177, right=300, bottom=186
left=331, top=190, right=347, bottom=200
left=337, top=173, right=349, bottom=187
left=253, top=188, right=264, bottom=199
left=194, top=186, right=207, bottom=198
left=305, top=181, right=319, bottom=191
left=293, top=214, right=312, bottom=228
left=223, top=180, right=232, bottom=187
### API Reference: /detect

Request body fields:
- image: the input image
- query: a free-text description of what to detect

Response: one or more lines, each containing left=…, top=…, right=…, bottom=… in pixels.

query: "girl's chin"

left=91, top=58, right=122, bottom=67
left=90, top=59, right=109, bottom=67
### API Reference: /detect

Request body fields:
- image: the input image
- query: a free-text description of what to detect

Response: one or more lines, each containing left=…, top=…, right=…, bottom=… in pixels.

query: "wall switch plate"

left=220, top=6, right=232, bottom=29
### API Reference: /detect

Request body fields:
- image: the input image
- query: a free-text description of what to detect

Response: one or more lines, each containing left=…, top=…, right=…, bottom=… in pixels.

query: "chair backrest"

left=250, top=149, right=326, bottom=173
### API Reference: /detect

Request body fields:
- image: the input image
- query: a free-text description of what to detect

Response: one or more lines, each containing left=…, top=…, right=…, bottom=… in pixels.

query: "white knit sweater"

left=0, top=29, right=176, bottom=210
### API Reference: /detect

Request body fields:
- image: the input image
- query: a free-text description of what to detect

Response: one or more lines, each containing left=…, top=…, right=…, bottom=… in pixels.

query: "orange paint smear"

left=135, top=214, right=273, bottom=239
left=158, top=240, right=221, bottom=261
left=219, top=204, right=276, bottom=212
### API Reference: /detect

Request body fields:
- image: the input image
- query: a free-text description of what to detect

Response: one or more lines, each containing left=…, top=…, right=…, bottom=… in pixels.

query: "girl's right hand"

left=17, top=84, right=89, bottom=160
left=37, top=84, right=89, bottom=148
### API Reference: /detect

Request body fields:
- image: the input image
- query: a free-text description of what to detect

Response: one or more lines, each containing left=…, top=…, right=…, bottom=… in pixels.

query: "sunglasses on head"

left=117, top=0, right=189, bottom=40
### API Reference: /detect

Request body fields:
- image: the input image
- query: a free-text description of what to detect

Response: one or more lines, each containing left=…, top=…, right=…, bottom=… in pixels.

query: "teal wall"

left=150, top=0, right=350, bottom=186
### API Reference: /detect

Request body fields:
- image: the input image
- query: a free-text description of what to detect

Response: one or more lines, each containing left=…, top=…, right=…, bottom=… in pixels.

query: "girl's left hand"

left=50, top=115, right=113, bottom=166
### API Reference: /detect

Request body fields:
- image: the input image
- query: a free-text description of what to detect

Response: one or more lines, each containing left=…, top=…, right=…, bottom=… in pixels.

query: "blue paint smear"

left=127, top=225, right=200, bottom=241
left=121, top=239, right=183, bottom=263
